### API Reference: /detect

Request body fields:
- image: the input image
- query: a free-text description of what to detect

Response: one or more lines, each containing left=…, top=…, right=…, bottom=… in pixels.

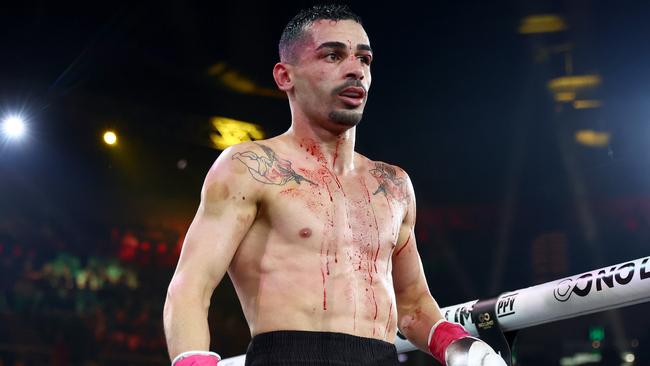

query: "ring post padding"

left=222, top=256, right=650, bottom=363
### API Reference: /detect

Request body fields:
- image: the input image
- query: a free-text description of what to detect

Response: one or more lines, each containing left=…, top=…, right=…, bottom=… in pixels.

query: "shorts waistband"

left=245, top=330, right=397, bottom=365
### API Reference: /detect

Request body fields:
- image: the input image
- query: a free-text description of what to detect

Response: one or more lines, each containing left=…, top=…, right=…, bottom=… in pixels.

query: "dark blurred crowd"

left=0, top=215, right=185, bottom=366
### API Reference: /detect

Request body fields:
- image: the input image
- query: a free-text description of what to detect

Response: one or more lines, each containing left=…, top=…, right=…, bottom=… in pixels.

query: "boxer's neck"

left=286, top=121, right=356, bottom=175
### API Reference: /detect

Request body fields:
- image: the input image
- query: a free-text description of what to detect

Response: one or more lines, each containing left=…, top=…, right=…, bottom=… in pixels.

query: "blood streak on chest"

left=295, top=159, right=352, bottom=312
left=383, top=195, right=397, bottom=242
left=360, top=177, right=381, bottom=273
left=320, top=210, right=336, bottom=311
left=358, top=177, right=380, bottom=324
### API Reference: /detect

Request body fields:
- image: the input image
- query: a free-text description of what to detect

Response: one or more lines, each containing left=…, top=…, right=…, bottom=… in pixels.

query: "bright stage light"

left=623, top=352, right=635, bottom=363
left=209, top=116, right=264, bottom=150
left=103, top=131, right=117, bottom=146
left=2, top=115, right=26, bottom=140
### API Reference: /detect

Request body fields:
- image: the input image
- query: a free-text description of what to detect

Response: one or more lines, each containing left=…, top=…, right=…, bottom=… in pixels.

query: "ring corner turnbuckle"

left=470, top=297, right=517, bottom=366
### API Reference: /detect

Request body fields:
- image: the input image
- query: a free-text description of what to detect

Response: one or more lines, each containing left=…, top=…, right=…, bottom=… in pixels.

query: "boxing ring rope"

left=219, top=256, right=650, bottom=365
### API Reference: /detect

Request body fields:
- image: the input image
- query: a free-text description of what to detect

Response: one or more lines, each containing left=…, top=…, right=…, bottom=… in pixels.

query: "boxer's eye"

left=326, top=53, right=341, bottom=62
left=357, top=55, right=372, bottom=65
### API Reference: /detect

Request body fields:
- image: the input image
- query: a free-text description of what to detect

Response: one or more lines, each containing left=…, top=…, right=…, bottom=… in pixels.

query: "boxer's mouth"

left=338, top=87, right=366, bottom=99
left=338, top=87, right=366, bottom=107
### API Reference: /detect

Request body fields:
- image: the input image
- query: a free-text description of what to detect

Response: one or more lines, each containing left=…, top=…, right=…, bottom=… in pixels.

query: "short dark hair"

left=279, top=4, right=363, bottom=63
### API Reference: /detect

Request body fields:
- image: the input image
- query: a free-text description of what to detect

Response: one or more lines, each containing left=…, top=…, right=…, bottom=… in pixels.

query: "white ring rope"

left=219, top=256, right=650, bottom=365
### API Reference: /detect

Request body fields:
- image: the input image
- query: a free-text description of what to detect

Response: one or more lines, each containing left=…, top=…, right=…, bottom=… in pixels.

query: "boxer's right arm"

left=163, top=144, right=261, bottom=362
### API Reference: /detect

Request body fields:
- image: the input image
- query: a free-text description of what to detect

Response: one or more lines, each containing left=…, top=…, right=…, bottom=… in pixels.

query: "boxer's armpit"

left=232, top=143, right=317, bottom=186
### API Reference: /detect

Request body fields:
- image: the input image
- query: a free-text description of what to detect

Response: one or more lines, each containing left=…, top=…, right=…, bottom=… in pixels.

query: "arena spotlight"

left=1, top=114, right=27, bottom=140
left=103, top=130, right=117, bottom=146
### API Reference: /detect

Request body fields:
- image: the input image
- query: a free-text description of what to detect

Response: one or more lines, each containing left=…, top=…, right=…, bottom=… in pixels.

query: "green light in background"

left=589, top=326, right=605, bottom=342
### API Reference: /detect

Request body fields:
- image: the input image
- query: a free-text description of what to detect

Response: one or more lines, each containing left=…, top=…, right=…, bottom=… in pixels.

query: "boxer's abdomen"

left=230, top=243, right=398, bottom=342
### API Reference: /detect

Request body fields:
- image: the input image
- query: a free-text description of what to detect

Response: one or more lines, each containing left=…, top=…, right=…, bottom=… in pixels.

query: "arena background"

left=1, top=1, right=649, bottom=365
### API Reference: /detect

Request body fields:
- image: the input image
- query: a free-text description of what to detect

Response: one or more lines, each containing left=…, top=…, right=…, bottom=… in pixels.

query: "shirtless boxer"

left=164, top=4, right=506, bottom=366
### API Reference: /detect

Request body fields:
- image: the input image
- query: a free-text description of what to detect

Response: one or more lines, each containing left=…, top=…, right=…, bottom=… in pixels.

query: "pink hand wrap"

left=173, top=352, right=220, bottom=366
left=427, top=320, right=471, bottom=366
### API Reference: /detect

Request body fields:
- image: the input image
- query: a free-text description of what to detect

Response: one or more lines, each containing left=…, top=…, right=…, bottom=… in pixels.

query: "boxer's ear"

left=273, top=62, right=293, bottom=91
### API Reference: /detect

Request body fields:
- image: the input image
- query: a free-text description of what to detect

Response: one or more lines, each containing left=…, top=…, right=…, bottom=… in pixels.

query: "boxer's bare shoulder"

left=360, top=157, right=413, bottom=206
left=228, top=139, right=317, bottom=189
left=356, top=157, right=417, bottom=261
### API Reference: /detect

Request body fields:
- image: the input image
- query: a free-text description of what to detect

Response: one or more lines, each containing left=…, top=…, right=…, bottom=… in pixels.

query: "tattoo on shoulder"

left=232, top=144, right=317, bottom=186
left=369, top=163, right=408, bottom=203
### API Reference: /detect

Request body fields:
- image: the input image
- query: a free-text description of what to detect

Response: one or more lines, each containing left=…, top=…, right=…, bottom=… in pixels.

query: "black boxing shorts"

left=244, top=330, right=399, bottom=366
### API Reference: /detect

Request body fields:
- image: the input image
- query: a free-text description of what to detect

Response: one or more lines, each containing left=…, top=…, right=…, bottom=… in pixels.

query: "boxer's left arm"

left=392, top=172, right=505, bottom=366
left=392, top=172, right=444, bottom=352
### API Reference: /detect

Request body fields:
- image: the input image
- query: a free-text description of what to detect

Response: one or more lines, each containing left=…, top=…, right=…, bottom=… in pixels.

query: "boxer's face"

left=290, top=19, right=372, bottom=129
